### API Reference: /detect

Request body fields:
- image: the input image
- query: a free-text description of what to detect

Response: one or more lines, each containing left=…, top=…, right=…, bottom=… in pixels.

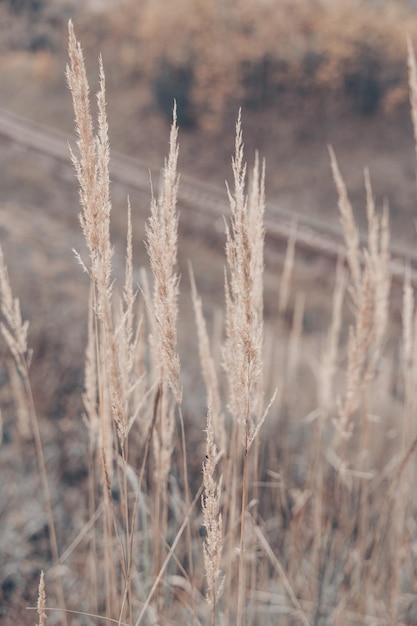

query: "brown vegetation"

left=2, top=8, right=417, bottom=626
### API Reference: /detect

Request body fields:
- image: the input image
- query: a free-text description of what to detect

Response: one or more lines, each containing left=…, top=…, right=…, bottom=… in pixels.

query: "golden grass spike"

left=145, top=104, right=181, bottom=404
left=329, top=145, right=362, bottom=304
left=202, top=396, right=225, bottom=622
left=36, top=571, right=47, bottom=626
left=189, top=263, right=225, bottom=453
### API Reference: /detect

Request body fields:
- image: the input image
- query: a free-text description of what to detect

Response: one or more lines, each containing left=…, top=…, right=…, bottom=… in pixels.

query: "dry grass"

left=35, top=571, right=46, bottom=626
left=2, top=19, right=417, bottom=626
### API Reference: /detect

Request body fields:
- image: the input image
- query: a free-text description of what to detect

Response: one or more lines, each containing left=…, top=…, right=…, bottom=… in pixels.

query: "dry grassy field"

left=2, top=3, right=417, bottom=626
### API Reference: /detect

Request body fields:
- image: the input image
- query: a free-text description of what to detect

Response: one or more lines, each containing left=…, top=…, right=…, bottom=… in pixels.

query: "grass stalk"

left=3, top=18, right=417, bottom=626
left=0, top=247, right=68, bottom=625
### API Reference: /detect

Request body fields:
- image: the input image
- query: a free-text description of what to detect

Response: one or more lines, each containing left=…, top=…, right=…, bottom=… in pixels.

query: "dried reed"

left=202, top=397, right=224, bottom=625
left=0, top=247, right=67, bottom=625
left=35, top=571, right=46, bottom=626
left=223, top=111, right=273, bottom=626
left=3, top=18, right=417, bottom=626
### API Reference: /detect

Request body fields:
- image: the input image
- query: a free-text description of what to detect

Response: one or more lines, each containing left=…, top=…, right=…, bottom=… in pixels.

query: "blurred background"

left=0, top=0, right=415, bottom=406
left=3, top=0, right=417, bottom=223
left=2, top=0, right=417, bottom=621
left=2, top=0, right=417, bottom=229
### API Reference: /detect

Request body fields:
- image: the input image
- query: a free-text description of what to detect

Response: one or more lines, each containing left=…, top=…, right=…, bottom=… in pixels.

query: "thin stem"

left=22, top=370, right=68, bottom=626
left=237, top=377, right=250, bottom=626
